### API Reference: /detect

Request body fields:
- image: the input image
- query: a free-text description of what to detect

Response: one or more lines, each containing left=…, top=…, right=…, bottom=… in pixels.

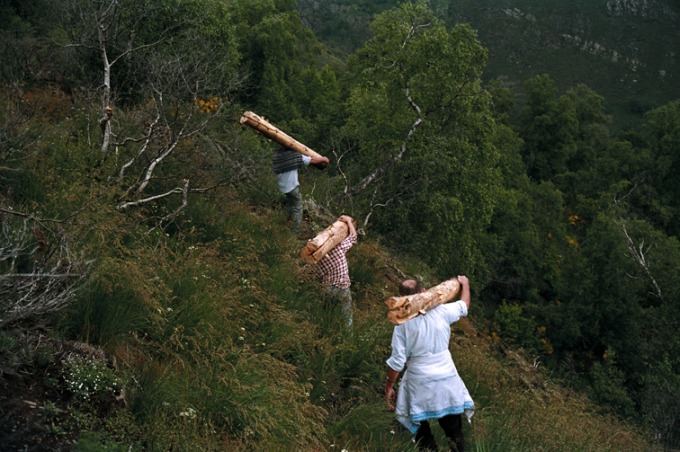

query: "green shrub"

left=73, top=432, right=129, bottom=452
left=493, top=301, right=544, bottom=355
left=589, top=360, right=636, bottom=418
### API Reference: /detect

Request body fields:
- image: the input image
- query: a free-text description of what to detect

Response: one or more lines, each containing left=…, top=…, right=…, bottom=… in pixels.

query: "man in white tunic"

left=385, top=276, right=474, bottom=452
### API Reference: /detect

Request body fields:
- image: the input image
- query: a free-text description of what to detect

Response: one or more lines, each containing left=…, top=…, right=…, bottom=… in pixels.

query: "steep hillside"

left=0, top=194, right=652, bottom=450
left=298, top=0, right=680, bottom=128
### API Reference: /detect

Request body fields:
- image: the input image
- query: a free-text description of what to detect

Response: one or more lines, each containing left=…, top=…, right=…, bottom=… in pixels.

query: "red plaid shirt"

left=316, top=232, right=357, bottom=289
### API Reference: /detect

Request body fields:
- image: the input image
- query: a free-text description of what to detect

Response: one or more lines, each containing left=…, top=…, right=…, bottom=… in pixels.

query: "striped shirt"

left=316, top=232, right=357, bottom=289
left=272, top=148, right=311, bottom=194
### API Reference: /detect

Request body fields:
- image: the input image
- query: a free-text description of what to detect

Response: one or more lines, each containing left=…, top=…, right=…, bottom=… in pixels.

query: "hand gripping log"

left=385, top=278, right=461, bottom=325
left=240, top=111, right=328, bottom=169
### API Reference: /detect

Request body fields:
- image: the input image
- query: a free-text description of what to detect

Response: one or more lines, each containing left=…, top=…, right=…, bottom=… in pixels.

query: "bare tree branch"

left=361, top=186, right=398, bottom=234
left=348, top=85, right=424, bottom=198
left=0, top=207, right=65, bottom=224
left=164, top=179, right=190, bottom=220
left=117, top=110, right=162, bottom=179
left=0, top=217, right=90, bottom=327
left=382, top=19, right=431, bottom=70
left=117, top=183, right=188, bottom=210
left=619, top=217, right=663, bottom=301
left=349, top=117, right=423, bottom=197
left=612, top=185, right=662, bottom=300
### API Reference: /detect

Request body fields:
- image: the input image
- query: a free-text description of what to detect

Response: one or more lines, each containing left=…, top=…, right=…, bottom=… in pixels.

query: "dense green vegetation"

left=299, top=0, right=680, bottom=130
left=1, top=0, right=678, bottom=450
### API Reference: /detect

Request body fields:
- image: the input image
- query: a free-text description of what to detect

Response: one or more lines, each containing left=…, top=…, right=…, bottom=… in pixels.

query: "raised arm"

left=311, top=154, right=329, bottom=165
left=458, top=275, right=470, bottom=311
left=339, top=215, right=357, bottom=237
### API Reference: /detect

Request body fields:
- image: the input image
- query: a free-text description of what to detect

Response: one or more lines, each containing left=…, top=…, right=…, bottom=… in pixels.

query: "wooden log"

left=240, top=111, right=327, bottom=168
left=300, top=220, right=349, bottom=264
left=385, top=278, right=461, bottom=325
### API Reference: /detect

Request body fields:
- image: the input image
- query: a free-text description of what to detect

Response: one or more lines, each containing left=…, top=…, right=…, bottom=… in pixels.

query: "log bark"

left=300, top=220, right=349, bottom=264
left=240, top=111, right=327, bottom=168
left=385, top=278, right=460, bottom=325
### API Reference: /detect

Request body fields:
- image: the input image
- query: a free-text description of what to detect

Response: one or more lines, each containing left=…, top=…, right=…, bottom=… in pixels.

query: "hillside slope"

left=0, top=195, right=651, bottom=450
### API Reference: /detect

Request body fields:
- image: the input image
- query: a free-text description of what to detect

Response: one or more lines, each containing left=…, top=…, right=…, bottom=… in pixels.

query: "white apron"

left=394, top=349, right=474, bottom=434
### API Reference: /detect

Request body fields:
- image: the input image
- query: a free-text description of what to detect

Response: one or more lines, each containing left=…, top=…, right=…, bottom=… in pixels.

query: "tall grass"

left=41, top=178, right=653, bottom=451
left=454, top=327, right=650, bottom=451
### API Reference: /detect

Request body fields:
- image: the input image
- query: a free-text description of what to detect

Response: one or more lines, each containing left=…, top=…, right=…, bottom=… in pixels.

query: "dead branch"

left=349, top=116, right=423, bottom=197
left=117, top=183, right=188, bottom=210
left=619, top=217, right=663, bottom=301
left=118, top=110, right=162, bottom=179
left=349, top=87, right=423, bottom=198
left=0, top=207, right=65, bottom=224
left=159, top=179, right=190, bottom=224
left=0, top=218, right=90, bottom=327
left=361, top=186, right=397, bottom=233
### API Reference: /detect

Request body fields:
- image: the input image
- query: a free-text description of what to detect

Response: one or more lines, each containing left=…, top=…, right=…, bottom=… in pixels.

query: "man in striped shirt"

left=315, top=215, right=358, bottom=327
left=272, top=146, right=329, bottom=232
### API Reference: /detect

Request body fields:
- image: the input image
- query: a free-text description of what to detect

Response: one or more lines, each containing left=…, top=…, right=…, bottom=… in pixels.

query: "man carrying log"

left=314, top=215, right=357, bottom=328
left=385, top=276, right=474, bottom=452
left=272, top=146, right=329, bottom=232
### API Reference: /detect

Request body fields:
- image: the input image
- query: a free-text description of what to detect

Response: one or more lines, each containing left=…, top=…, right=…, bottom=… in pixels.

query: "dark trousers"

left=415, top=414, right=465, bottom=452
left=283, top=185, right=303, bottom=230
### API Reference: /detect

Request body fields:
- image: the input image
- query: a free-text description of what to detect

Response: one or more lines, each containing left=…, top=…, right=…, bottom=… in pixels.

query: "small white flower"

left=179, top=407, right=197, bottom=419
left=238, top=336, right=244, bottom=341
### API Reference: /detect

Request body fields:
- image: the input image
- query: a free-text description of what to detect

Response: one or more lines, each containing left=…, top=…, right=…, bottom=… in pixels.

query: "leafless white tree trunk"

left=59, top=0, right=168, bottom=163
left=612, top=187, right=663, bottom=300
left=619, top=218, right=663, bottom=301
left=348, top=87, right=424, bottom=197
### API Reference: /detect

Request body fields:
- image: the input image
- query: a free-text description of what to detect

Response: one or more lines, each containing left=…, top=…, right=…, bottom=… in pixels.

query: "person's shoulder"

left=436, top=301, right=466, bottom=315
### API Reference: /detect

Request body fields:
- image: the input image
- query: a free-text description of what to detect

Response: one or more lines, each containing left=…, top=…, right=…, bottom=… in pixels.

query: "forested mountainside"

left=298, top=0, right=680, bottom=128
left=1, top=0, right=679, bottom=450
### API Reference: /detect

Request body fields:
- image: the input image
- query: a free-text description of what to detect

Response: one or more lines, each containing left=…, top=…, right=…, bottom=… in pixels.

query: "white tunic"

left=386, top=300, right=474, bottom=434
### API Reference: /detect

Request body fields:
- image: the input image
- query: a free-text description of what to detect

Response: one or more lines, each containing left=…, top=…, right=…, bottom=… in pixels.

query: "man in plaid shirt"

left=316, top=215, right=358, bottom=327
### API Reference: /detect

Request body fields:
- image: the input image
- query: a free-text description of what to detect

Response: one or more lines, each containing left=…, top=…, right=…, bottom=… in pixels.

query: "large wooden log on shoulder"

left=240, top=111, right=327, bottom=168
left=385, top=278, right=461, bottom=325
left=300, top=220, right=349, bottom=264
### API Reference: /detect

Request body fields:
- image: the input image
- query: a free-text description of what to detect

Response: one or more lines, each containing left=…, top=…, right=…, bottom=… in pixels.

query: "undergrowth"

left=0, top=115, right=653, bottom=451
